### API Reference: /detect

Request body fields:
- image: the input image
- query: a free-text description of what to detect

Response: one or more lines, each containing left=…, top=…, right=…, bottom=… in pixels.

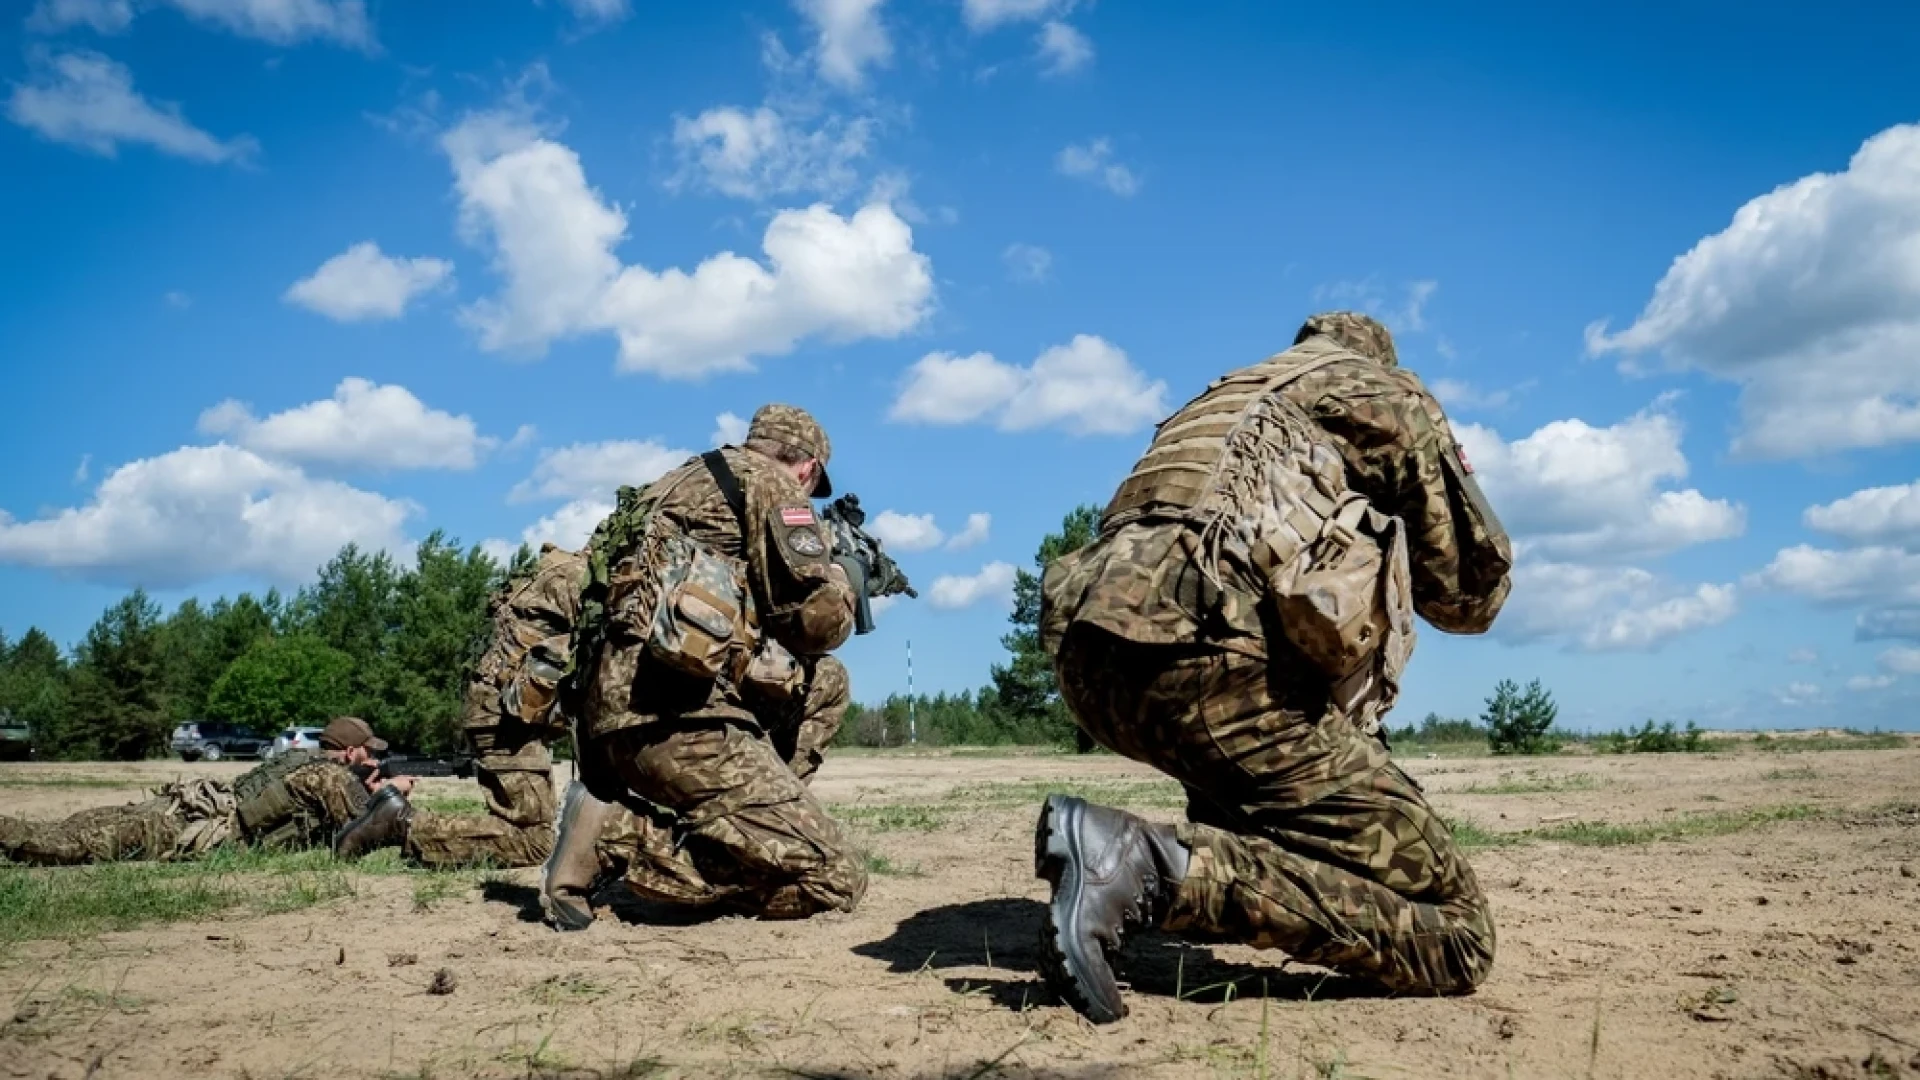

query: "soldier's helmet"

left=1295, top=311, right=1399, bottom=367
left=747, top=404, right=834, bottom=497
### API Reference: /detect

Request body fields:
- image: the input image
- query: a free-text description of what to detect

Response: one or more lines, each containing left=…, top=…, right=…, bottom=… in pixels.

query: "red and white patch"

left=1456, top=444, right=1474, bottom=475
left=780, top=505, right=816, bottom=526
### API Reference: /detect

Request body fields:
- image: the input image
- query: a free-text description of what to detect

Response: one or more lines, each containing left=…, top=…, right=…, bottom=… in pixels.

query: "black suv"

left=170, top=721, right=269, bottom=762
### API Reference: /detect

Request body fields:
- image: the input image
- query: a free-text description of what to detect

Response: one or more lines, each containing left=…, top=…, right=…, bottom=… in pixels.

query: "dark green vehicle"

left=0, top=718, right=33, bottom=762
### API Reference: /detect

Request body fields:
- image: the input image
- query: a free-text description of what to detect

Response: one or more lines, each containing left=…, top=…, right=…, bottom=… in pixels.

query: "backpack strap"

left=701, top=450, right=750, bottom=536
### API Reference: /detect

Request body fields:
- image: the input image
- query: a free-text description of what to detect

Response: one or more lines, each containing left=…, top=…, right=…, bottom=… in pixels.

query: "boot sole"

left=1033, top=794, right=1127, bottom=1024
left=539, top=781, right=596, bottom=933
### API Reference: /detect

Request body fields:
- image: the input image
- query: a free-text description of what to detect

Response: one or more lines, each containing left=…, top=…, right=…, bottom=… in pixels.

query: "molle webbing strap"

left=1104, top=344, right=1357, bottom=524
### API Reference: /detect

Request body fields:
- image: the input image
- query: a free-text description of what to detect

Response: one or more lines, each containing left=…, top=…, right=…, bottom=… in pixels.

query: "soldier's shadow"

left=478, top=878, right=736, bottom=927
left=851, top=898, right=1386, bottom=1014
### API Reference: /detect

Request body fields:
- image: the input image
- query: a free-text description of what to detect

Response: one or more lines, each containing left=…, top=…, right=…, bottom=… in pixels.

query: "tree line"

left=0, top=533, right=525, bottom=759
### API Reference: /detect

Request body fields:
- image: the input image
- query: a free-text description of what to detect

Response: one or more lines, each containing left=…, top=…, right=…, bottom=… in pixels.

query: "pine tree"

left=987, top=504, right=1100, bottom=747
left=66, top=591, right=169, bottom=760
left=1485, top=678, right=1558, bottom=755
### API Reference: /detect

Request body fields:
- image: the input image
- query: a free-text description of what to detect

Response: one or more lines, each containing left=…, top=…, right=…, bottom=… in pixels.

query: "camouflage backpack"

left=567, top=463, right=754, bottom=698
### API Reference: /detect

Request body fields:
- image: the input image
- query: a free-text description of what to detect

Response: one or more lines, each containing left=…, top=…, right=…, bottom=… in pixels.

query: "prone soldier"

left=1, top=716, right=392, bottom=865
left=1033, top=312, right=1513, bottom=1022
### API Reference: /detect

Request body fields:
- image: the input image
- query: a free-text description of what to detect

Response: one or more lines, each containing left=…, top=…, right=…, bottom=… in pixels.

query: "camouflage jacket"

left=583, top=447, right=856, bottom=738
left=1271, top=340, right=1512, bottom=633
left=462, top=544, right=588, bottom=742
left=1043, top=335, right=1511, bottom=657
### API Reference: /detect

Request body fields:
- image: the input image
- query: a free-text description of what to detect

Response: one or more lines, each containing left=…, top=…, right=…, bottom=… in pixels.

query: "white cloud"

left=1804, top=480, right=1920, bottom=549
left=669, top=105, right=873, bottom=201
left=1582, top=584, right=1738, bottom=652
left=1748, top=544, right=1920, bottom=607
left=1455, top=406, right=1744, bottom=561
left=1848, top=674, right=1898, bottom=692
left=198, top=378, right=490, bottom=472
left=29, top=0, right=371, bottom=44
left=73, top=455, right=91, bottom=484
left=795, top=0, right=891, bottom=90
left=1880, top=646, right=1920, bottom=675
left=1787, top=647, right=1820, bottom=665
left=444, top=110, right=934, bottom=377
left=284, top=242, right=453, bottom=322
left=509, top=440, right=690, bottom=504
left=1003, top=242, right=1052, bottom=283
left=1495, top=560, right=1737, bottom=652
left=711, top=412, right=750, bottom=447
left=927, top=560, right=1017, bottom=610
left=6, top=49, right=258, bottom=164
left=1774, top=681, right=1823, bottom=707
left=961, top=0, right=1061, bottom=30
left=946, top=512, right=990, bottom=550
left=867, top=509, right=989, bottom=553
left=890, top=335, right=1167, bottom=435
left=1586, top=123, right=1920, bottom=458
left=1037, top=20, right=1092, bottom=74
left=1430, top=378, right=1512, bottom=412
left=557, top=0, right=628, bottom=23
left=479, top=537, right=520, bottom=565
left=1056, top=138, right=1138, bottom=197
left=869, top=510, right=943, bottom=552
left=26, top=0, right=133, bottom=33
left=0, top=444, right=412, bottom=587
left=520, top=499, right=610, bottom=551
left=1311, top=278, right=1441, bottom=336
left=1858, top=606, right=1920, bottom=641
left=164, top=289, right=191, bottom=309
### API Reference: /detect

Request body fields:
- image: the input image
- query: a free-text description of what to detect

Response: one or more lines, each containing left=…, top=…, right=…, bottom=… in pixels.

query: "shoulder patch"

left=787, top=528, right=826, bottom=557
left=780, top=505, right=816, bottom=527
left=1455, top=443, right=1474, bottom=475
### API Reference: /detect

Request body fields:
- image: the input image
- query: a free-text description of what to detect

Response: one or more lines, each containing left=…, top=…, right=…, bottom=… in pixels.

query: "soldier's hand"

left=387, top=776, right=417, bottom=797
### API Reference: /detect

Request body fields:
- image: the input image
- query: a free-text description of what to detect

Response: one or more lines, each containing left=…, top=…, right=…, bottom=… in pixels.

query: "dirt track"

left=3, top=747, right=1919, bottom=1079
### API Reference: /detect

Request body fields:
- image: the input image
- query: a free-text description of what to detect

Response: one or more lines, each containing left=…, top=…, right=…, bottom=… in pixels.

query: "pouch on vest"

left=1243, top=453, right=1414, bottom=732
left=736, top=637, right=804, bottom=701
left=645, top=533, right=750, bottom=681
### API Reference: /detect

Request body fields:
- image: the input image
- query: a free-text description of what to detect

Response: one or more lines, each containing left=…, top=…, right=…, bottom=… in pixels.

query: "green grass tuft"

left=1456, top=772, right=1605, bottom=796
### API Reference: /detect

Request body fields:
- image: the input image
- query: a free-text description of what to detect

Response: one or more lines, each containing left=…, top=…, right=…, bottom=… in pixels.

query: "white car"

left=264, top=727, right=327, bottom=760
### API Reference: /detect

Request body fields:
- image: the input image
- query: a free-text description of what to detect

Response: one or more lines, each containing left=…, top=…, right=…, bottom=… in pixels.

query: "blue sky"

left=4, top=0, right=1920, bottom=730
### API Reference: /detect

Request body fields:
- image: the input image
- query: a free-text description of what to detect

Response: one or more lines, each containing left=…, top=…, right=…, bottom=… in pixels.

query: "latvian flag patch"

left=780, top=505, right=816, bottom=526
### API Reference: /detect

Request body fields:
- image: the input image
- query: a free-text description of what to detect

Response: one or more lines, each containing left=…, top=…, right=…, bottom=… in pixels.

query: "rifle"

left=353, top=754, right=476, bottom=784
left=819, top=493, right=917, bottom=635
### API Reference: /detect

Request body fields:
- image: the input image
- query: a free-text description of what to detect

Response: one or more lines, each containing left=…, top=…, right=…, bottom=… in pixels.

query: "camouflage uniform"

left=577, top=405, right=864, bottom=920
left=404, top=545, right=588, bottom=869
left=0, top=751, right=370, bottom=865
left=1039, top=313, right=1513, bottom=994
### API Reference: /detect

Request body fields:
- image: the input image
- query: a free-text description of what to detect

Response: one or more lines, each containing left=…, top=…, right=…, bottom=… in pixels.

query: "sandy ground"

left=3, top=746, right=1919, bottom=1079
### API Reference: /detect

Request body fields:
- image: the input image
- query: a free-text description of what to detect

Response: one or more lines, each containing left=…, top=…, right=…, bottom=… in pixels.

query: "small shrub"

left=1486, top=679, right=1560, bottom=756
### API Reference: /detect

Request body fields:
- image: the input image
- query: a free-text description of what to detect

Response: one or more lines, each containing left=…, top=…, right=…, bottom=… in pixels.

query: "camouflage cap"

left=1295, top=311, right=1399, bottom=367
left=747, top=403, right=834, bottom=497
left=319, top=716, right=387, bottom=753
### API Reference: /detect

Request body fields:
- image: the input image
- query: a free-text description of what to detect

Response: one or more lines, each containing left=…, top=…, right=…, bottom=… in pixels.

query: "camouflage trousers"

left=588, top=658, right=863, bottom=919
left=0, top=770, right=353, bottom=865
left=0, top=797, right=186, bottom=865
left=406, top=720, right=558, bottom=869
left=1056, top=624, right=1494, bottom=995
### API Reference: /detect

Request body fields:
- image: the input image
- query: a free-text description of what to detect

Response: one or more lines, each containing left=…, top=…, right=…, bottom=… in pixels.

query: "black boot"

left=332, top=786, right=413, bottom=860
left=541, top=781, right=614, bottom=932
left=1033, top=794, right=1190, bottom=1024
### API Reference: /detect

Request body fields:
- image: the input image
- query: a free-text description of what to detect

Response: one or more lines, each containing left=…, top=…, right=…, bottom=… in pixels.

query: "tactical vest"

left=1105, top=336, right=1354, bottom=527
left=232, top=750, right=324, bottom=847
left=1100, top=336, right=1417, bottom=734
